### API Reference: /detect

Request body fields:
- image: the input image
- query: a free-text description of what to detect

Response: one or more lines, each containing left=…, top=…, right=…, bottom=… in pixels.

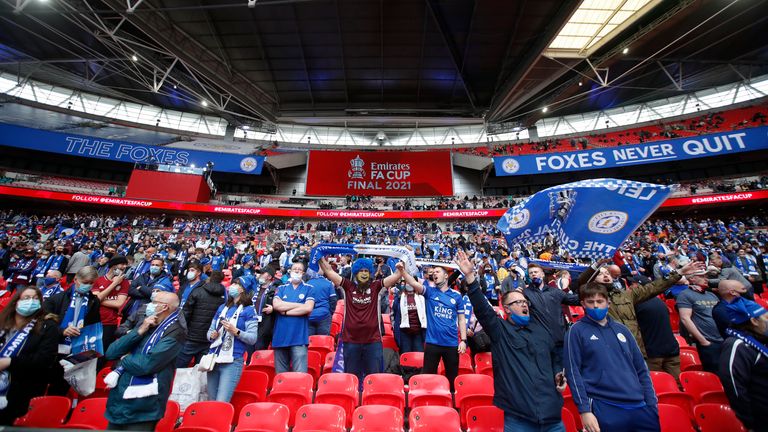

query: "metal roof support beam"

left=656, top=61, right=682, bottom=91
left=152, top=57, right=177, bottom=92
left=13, top=0, right=33, bottom=14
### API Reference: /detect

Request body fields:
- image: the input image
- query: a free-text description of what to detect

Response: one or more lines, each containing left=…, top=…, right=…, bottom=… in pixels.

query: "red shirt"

left=93, top=275, right=130, bottom=325
left=340, top=278, right=384, bottom=344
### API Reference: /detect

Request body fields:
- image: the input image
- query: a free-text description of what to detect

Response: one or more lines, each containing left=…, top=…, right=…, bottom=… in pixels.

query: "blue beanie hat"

left=726, top=298, right=768, bottom=324
left=351, top=258, right=375, bottom=277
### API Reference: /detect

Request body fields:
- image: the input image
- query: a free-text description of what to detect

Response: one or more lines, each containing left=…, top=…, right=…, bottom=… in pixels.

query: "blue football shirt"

left=424, top=284, right=462, bottom=347
left=272, top=282, right=316, bottom=348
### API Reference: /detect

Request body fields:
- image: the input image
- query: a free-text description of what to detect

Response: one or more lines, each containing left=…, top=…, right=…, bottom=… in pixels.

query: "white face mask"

left=187, top=271, right=197, bottom=281
left=290, top=272, right=302, bottom=283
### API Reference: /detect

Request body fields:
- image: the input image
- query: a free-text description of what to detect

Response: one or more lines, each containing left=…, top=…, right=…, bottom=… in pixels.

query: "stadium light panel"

left=544, top=0, right=661, bottom=58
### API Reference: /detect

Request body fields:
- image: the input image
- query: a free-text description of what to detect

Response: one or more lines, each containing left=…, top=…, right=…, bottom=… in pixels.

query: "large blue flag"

left=497, top=178, right=672, bottom=260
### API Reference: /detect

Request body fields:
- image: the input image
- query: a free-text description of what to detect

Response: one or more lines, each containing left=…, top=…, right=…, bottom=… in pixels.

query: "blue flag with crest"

left=497, top=178, right=672, bottom=260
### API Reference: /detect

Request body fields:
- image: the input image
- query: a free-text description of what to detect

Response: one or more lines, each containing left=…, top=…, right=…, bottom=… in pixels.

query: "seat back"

left=474, top=352, right=493, bottom=376
left=410, top=406, right=460, bottom=431
left=307, top=350, right=323, bottom=384
left=679, top=350, right=703, bottom=371
left=268, top=372, right=314, bottom=427
left=454, top=374, right=494, bottom=429
left=465, top=405, right=504, bottom=432
left=293, top=404, right=346, bottom=432
left=64, top=397, right=108, bottom=430
left=561, top=407, right=578, bottom=432
left=650, top=371, right=680, bottom=394
left=247, top=350, right=276, bottom=387
left=234, top=402, right=289, bottom=432
left=408, top=374, right=452, bottom=409
left=323, top=351, right=336, bottom=374
left=694, top=403, right=747, bottom=432
left=408, top=374, right=450, bottom=392
left=308, top=335, right=335, bottom=361
left=13, top=396, right=71, bottom=428
left=458, top=352, right=474, bottom=376
left=351, top=405, right=403, bottom=432
left=315, top=372, right=360, bottom=428
left=680, top=371, right=724, bottom=402
left=658, top=403, right=695, bottom=432
left=234, top=369, right=270, bottom=401
left=156, top=400, right=181, bottom=432
left=180, top=401, right=234, bottom=432
left=400, top=352, right=424, bottom=369
left=362, top=373, right=405, bottom=413
left=657, top=392, right=696, bottom=422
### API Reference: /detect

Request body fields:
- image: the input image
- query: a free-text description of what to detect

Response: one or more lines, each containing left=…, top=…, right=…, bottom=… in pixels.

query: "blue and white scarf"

left=0, top=319, right=37, bottom=409
left=58, top=291, right=89, bottom=355
left=208, top=305, right=243, bottom=364
left=41, top=283, right=63, bottom=300
left=109, top=310, right=180, bottom=399
left=726, top=328, right=768, bottom=357
left=733, top=256, right=759, bottom=277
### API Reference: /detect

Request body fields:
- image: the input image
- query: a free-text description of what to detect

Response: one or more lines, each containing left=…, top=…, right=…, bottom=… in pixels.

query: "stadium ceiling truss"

left=0, top=0, right=767, bottom=145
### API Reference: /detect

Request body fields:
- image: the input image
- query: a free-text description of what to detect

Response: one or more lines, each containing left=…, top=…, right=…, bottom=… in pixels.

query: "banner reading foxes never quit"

left=305, top=150, right=454, bottom=197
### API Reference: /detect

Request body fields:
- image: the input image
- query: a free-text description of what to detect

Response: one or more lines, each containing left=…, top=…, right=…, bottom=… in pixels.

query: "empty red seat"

left=231, top=370, right=270, bottom=425
left=657, top=392, right=696, bottom=423
left=351, top=405, right=403, bottom=432
left=156, top=400, right=181, bottom=432
left=700, top=390, right=729, bottom=404
left=362, top=373, right=406, bottom=413
left=86, top=366, right=113, bottom=399
left=408, top=374, right=452, bottom=409
left=62, top=397, right=108, bottom=430
left=323, top=351, right=337, bottom=374
left=247, top=350, right=276, bottom=388
left=293, top=404, right=346, bottom=432
left=400, top=352, right=424, bottom=369
left=680, top=371, right=725, bottom=403
left=650, top=371, right=680, bottom=394
left=694, top=403, right=747, bottom=432
left=307, top=350, right=323, bottom=385
left=680, top=351, right=703, bottom=372
left=13, top=395, right=71, bottom=428
left=474, top=352, right=493, bottom=377
left=658, top=403, right=695, bottom=432
left=458, top=352, right=474, bottom=376
left=234, top=402, right=289, bottom=432
left=315, top=372, right=360, bottom=428
left=177, top=401, right=234, bottom=432
left=562, top=407, right=577, bottom=432
left=410, top=406, right=460, bottom=432
left=309, top=335, right=335, bottom=365
left=454, top=374, right=494, bottom=428
left=267, top=372, right=314, bottom=427
left=466, top=405, right=504, bottom=431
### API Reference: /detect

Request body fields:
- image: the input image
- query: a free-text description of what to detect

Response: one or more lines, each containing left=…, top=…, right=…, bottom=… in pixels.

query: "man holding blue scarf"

left=104, top=291, right=186, bottom=431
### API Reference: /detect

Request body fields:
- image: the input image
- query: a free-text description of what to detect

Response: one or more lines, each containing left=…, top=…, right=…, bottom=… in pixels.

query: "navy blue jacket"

left=523, top=283, right=580, bottom=346
left=467, top=278, right=563, bottom=425
left=564, top=315, right=657, bottom=413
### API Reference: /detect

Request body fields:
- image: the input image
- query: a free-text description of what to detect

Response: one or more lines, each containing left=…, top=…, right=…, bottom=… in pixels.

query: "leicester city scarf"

left=309, top=243, right=418, bottom=275
left=58, top=292, right=89, bottom=355
left=0, top=319, right=36, bottom=409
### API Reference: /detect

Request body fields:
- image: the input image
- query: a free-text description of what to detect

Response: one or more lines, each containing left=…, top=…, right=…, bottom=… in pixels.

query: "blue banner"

left=70, top=323, right=104, bottom=355
left=497, top=178, right=672, bottom=260
left=494, top=126, right=768, bottom=176
left=0, top=123, right=264, bottom=175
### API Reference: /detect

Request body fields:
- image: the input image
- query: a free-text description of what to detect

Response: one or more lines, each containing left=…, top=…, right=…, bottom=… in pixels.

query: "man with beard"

left=318, top=256, right=401, bottom=386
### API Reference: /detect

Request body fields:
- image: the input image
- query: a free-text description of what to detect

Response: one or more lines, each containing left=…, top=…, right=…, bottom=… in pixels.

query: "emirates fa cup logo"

left=348, top=155, right=366, bottom=179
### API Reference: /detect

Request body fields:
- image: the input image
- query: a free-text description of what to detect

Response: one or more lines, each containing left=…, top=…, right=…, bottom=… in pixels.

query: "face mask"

left=585, top=306, right=609, bottom=321
left=105, top=252, right=114, bottom=259
left=228, top=287, right=241, bottom=298
left=16, top=299, right=41, bottom=317
left=43, top=277, right=58, bottom=286
left=169, top=254, right=176, bottom=259
left=76, top=283, right=92, bottom=295
left=149, top=265, right=161, bottom=275
left=56, top=250, right=63, bottom=255
left=405, top=285, right=414, bottom=292
left=290, top=272, right=303, bottom=283
left=187, top=271, right=197, bottom=281
left=531, top=277, right=543, bottom=286
left=112, top=268, right=123, bottom=276
left=258, top=276, right=268, bottom=285
left=145, top=303, right=158, bottom=317
left=509, top=313, right=530, bottom=327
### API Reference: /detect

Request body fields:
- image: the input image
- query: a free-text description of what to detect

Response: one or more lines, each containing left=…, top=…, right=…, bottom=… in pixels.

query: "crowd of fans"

left=0, top=208, right=766, bottom=430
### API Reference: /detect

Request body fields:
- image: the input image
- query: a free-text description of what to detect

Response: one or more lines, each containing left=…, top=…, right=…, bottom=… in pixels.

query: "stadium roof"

left=1, top=0, right=767, bottom=128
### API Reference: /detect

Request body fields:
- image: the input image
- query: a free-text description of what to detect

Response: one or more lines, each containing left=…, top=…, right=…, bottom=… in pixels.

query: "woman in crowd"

left=205, top=283, right=258, bottom=402
left=0, top=286, right=59, bottom=425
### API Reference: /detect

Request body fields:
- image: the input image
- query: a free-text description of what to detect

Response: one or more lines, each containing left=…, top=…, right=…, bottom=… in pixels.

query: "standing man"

left=104, top=291, right=186, bottom=431
left=565, top=282, right=660, bottom=432
left=676, top=274, right=723, bottom=373
left=65, top=245, right=91, bottom=284
left=712, top=279, right=750, bottom=338
left=400, top=263, right=467, bottom=392
left=271, top=262, right=316, bottom=373
left=306, top=266, right=337, bottom=336
left=92, top=256, right=130, bottom=353
left=252, top=268, right=278, bottom=351
left=319, top=256, right=401, bottom=385
left=455, top=250, right=567, bottom=431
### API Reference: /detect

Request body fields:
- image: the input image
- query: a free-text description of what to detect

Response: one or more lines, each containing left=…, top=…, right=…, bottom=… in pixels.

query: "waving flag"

left=308, top=243, right=418, bottom=275
left=56, top=226, right=81, bottom=240
left=497, top=178, right=672, bottom=260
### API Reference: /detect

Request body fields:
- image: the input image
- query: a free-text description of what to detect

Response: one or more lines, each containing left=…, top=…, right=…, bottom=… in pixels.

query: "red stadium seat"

left=454, top=374, right=494, bottom=428
left=562, top=407, right=578, bottom=432
left=307, top=350, right=323, bottom=384
left=85, top=366, right=113, bottom=399
left=229, top=370, right=269, bottom=424
left=62, top=397, right=108, bottom=430
left=680, top=371, right=725, bottom=403
left=308, top=335, right=335, bottom=363
left=267, top=372, right=314, bottom=427
left=382, top=334, right=399, bottom=352
left=650, top=371, right=680, bottom=393
left=323, top=351, right=336, bottom=374
left=177, top=401, right=234, bottom=432
left=679, top=350, right=703, bottom=372
left=234, top=402, right=290, bottom=432
left=568, top=306, right=585, bottom=321
left=658, top=403, right=695, bottom=432
left=458, top=352, right=474, bottom=376
left=562, top=395, right=583, bottom=430
left=699, top=390, right=729, bottom=405
left=400, top=351, right=424, bottom=369
left=362, top=373, right=406, bottom=413
left=408, top=374, right=453, bottom=409
left=694, top=403, right=747, bottom=432
left=247, top=350, right=276, bottom=388
left=474, top=352, right=493, bottom=377
left=465, top=405, right=504, bottom=432
left=351, top=405, right=403, bottom=432
left=156, top=400, right=181, bottom=432
left=675, top=334, right=689, bottom=346
left=13, top=396, right=71, bottom=428
left=409, top=406, right=461, bottom=432
left=657, top=392, right=696, bottom=423
left=315, top=372, right=360, bottom=428
left=293, top=404, right=346, bottom=432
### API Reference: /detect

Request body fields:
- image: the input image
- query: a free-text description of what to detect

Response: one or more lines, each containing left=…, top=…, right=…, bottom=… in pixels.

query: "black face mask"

left=105, top=252, right=114, bottom=259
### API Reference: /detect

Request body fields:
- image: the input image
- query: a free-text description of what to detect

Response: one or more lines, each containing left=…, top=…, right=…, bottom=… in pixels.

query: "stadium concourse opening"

left=1, top=0, right=768, bottom=430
